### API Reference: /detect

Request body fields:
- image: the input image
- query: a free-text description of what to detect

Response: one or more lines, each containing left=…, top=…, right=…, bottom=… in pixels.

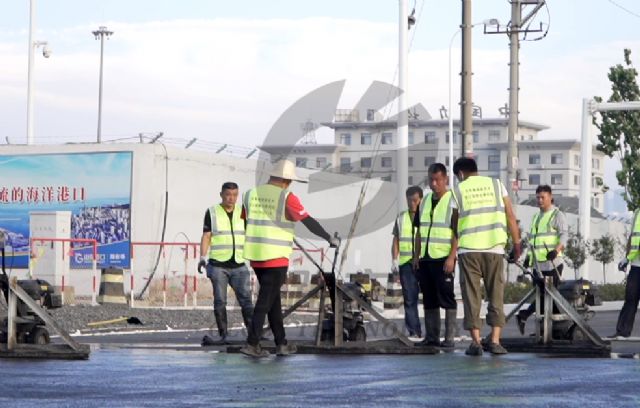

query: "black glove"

left=546, top=250, right=558, bottom=261
left=618, top=259, right=629, bottom=272
left=198, top=258, right=207, bottom=274
left=523, top=256, right=531, bottom=269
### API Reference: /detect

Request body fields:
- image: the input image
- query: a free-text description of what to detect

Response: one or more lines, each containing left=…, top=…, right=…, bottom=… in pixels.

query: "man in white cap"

left=240, top=159, right=339, bottom=358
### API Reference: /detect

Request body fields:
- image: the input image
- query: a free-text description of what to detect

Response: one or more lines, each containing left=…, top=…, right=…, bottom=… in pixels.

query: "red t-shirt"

left=242, top=191, right=309, bottom=268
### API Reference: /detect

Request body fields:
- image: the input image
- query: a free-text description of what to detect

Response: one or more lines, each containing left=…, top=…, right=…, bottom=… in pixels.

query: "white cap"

left=269, top=159, right=307, bottom=183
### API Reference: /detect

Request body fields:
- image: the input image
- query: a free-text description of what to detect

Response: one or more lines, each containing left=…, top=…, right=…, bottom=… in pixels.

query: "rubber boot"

left=419, top=309, right=441, bottom=346
left=214, top=309, right=229, bottom=344
left=440, top=309, right=457, bottom=349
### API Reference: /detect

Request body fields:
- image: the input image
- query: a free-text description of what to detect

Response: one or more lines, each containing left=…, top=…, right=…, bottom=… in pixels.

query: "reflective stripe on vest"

left=243, top=184, right=295, bottom=261
left=628, top=210, right=640, bottom=262
left=453, top=176, right=507, bottom=250
left=529, top=208, right=560, bottom=263
left=419, top=191, right=453, bottom=258
left=398, top=211, right=416, bottom=265
left=209, top=204, right=245, bottom=263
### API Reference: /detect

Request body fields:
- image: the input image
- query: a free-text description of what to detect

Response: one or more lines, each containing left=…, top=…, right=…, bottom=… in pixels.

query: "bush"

left=504, top=282, right=534, bottom=304
left=595, top=283, right=626, bottom=301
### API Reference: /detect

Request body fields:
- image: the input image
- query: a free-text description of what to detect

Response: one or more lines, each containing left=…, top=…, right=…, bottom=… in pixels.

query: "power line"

left=606, top=0, right=640, bottom=19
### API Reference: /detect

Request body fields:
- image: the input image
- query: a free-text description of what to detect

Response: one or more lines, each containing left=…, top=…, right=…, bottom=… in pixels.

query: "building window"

left=529, top=154, right=541, bottom=165
left=408, top=176, right=414, bottom=185
left=408, top=132, right=414, bottom=145
left=339, top=133, right=351, bottom=145
left=551, top=153, right=563, bottom=165
left=445, top=155, right=457, bottom=167
left=472, top=130, right=479, bottom=143
left=445, top=131, right=458, bottom=144
left=488, top=155, right=500, bottom=171
left=488, top=130, right=501, bottom=142
left=574, top=174, right=579, bottom=185
left=381, top=157, right=392, bottom=168
left=340, top=158, right=351, bottom=172
left=316, top=157, right=327, bottom=168
left=593, top=158, right=600, bottom=169
left=382, top=133, right=393, bottom=145
left=424, top=156, right=435, bottom=167
left=360, top=157, right=372, bottom=168
left=574, top=154, right=580, bottom=167
left=529, top=174, right=541, bottom=185
left=382, top=175, right=392, bottom=182
left=360, top=133, right=372, bottom=145
left=408, top=157, right=414, bottom=167
left=296, top=158, right=307, bottom=168
left=425, top=131, right=437, bottom=144
left=366, top=109, right=375, bottom=121
left=551, top=174, right=563, bottom=185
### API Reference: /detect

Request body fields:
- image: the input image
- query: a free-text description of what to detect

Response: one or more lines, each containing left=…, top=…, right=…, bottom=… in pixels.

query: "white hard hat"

left=269, top=159, right=307, bottom=183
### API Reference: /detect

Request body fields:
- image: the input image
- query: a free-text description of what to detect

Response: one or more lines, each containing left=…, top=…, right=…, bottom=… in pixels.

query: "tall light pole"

left=448, top=19, right=499, bottom=187
left=93, top=26, right=113, bottom=144
left=397, top=0, right=409, bottom=216
left=26, top=0, right=51, bottom=145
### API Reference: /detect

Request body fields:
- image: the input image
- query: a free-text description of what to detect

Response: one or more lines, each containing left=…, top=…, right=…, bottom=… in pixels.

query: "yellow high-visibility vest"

left=528, top=208, right=561, bottom=263
left=452, top=176, right=507, bottom=250
left=628, top=209, right=640, bottom=262
left=208, top=204, right=245, bottom=263
left=397, top=211, right=416, bottom=265
left=419, top=191, right=453, bottom=259
left=243, top=184, right=295, bottom=261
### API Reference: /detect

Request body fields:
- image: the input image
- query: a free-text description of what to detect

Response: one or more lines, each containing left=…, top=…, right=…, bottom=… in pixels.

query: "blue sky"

left=1, top=0, right=640, bottom=193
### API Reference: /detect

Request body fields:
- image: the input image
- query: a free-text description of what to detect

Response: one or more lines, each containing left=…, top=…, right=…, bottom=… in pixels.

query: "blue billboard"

left=0, top=152, right=132, bottom=268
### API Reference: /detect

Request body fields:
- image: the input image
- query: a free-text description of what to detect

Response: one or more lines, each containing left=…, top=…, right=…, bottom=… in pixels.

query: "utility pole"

left=486, top=0, right=545, bottom=202
left=460, top=0, right=473, bottom=157
left=93, top=26, right=113, bottom=144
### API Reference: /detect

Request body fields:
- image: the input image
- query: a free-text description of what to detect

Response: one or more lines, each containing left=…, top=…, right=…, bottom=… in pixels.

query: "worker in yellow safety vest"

left=515, top=184, right=567, bottom=335
left=450, top=157, right=521, bottom=356
left=239, top=159, right=338, bottom=358
left=612, top=207, right=640, bottom=338
left=198, top=182, right=252, bottom=345
left=415, top=163, right=458, bottom=349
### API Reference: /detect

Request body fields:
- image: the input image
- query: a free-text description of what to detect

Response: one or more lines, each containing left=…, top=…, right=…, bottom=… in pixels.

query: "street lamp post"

left=26, top=0, right=50, bottom=145
left=92, top=26, right=113, bottom=144
left=448, top=19, right=499, bottom=187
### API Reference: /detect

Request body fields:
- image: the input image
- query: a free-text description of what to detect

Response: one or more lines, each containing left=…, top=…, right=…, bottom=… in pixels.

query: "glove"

left=523, top=256, right=531, bottom=269
left=197, top=257, right=207, bottom=274
left=329, top=236, right=340, bottom=248
left=618, top=259, right=629, bottom=272
left=391, top=259, right=399, bottom=273
left=546, top=250, right=558, bottom=262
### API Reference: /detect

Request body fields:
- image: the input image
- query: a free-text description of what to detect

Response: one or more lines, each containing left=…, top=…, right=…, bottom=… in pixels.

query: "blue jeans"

left=399, top=262, right=421, bottom=336
left=206, top=264, right=253, bottom=316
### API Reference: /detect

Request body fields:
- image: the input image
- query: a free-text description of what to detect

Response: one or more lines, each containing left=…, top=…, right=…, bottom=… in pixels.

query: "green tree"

left=589, top=234, right=618, bottom=284
left=593, top=49, right=640, bottom=212
left=564, top=229, right=589, bottom=279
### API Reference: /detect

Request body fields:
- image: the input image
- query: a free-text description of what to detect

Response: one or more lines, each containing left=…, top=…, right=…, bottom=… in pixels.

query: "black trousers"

left=247, top=266, right=288, bottom=346
left=616, top=265, right=640, bottom=337
left=418, top=259, right=457, bottom=310
left=521, top=264, right=563, bottom=319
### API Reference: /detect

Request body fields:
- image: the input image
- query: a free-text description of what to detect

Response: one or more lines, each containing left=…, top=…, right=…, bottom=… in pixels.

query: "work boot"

left=240, top=343, right=270, bottom=358
left=419, top=309, right=441, bottom=346
left=487, top=342, right=508, bottom=355
left=465, top=342, right=483, bottom=356
left=276, top=343, right=298, bottom=356
left=214, top=309, right=229, bottom=344
left=440, top=309, right=457, bottom=349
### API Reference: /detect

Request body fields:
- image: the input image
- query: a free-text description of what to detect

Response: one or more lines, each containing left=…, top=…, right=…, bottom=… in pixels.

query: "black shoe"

left=516, top=313, right=526, bottom=336
left=416, top=338, right=440, bottom=347
left=439, top=339, right=455, bottom=349
left=465, top=342, right=483, bottom=356
left=487, top=342, right=508, bottom=355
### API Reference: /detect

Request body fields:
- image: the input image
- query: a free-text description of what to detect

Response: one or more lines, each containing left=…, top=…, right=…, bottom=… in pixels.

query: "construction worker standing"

left=198, top=182, right=253, bottom=345
left=391, top=185, right=423, bottom=340
left=450, top=157, right=521, bottom=356
left=612, top=208, right=640, bottom=338
left=415, top=163, right=458, bottom=348
left=516, top=185, right=567, bottom=335
left=240, top=160, right=338, bottom=358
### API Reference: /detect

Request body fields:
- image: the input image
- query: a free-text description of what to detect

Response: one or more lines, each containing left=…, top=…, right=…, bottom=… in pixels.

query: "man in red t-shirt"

left=240, top=160, right=338, bottom=358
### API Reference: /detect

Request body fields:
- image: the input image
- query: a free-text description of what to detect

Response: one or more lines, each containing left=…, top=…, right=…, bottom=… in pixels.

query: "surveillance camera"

left=42, top=46, right=52, bottom=58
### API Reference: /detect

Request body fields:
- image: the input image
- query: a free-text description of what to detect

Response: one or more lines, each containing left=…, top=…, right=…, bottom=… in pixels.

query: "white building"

left=260, top=107, right=607, bottom=212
